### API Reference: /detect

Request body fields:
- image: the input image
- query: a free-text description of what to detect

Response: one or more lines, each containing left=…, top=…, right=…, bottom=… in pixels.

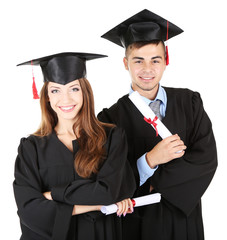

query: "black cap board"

left=17, top=52, right=107, bottom=85
left=101, top=9, right=183, bottom=48
left=17, top=52, right=107, bottom=99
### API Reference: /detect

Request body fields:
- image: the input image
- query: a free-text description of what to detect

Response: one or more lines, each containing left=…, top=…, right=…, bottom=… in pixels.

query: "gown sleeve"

left=51, top=127, right=136, bottom=205
left=13, top=138, right=73, bottom=240
left=150, top=92, right=218, bottom=216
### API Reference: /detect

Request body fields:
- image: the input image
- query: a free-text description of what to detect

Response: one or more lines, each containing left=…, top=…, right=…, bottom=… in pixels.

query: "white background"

left=1, top=0, right=226, bottom=239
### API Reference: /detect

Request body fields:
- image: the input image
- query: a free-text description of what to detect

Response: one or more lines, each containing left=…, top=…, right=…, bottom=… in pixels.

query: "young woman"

left=13, top=52, right=136, bottom=240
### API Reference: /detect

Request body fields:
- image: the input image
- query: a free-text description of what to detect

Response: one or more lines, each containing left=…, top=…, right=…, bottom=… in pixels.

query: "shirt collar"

left=129, top=84, right=167, bottom=107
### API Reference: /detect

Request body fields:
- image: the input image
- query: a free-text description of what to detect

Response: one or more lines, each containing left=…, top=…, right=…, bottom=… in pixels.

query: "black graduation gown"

left=13, top=127, right=136, bottom=240
left=98, top=87, right=218, bottom=240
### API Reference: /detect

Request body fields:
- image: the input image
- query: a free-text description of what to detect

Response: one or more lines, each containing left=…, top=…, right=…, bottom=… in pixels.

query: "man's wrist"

left=146, top=153, right=157, bottom=169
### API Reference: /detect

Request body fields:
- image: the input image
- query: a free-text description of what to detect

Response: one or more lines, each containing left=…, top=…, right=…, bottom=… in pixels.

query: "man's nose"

left=142, top=62, right=154, bottom=73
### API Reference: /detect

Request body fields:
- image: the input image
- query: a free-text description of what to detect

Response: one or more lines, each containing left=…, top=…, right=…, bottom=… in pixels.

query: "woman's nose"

left=61, top=92, right=71, bottom=103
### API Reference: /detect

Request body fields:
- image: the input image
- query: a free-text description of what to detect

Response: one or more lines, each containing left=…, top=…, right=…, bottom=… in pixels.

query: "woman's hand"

left=116, top=198, right=134, bottom=217
left=43, top=191, right=53, bottom=200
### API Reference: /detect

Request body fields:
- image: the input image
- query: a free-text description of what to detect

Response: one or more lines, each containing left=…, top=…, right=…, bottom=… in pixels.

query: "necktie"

left=149, top=100, right=162, bottom=120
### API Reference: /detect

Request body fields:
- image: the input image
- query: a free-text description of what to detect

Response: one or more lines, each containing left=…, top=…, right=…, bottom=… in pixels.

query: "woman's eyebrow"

left=69, top=83, right=80, bottom=88
left=49, top=85, right=61, bottom=89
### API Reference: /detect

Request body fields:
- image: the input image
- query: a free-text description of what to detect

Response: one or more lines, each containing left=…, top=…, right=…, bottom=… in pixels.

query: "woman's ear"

left=123, top=57, right=129, bottom=70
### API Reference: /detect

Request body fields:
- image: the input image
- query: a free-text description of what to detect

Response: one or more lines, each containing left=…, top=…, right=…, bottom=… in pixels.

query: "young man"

left=98, top=9, right=217, bottom=240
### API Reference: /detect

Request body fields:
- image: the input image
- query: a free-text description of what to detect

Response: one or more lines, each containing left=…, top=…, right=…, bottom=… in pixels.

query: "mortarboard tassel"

left=31, top=60, right=39, bottom=99
left=166, top=21, right=169, bottom=66
left=166, top=45, right=169, bottom=65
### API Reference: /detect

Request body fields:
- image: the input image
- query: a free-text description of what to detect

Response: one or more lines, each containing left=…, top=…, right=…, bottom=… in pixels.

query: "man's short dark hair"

left=125, top=40, right=166, bottom=58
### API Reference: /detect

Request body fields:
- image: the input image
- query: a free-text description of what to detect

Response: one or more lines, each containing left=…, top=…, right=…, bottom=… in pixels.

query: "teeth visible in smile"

left=60, top=106, right=74, bottom=110
left=140, top=77, right=154, bottom=80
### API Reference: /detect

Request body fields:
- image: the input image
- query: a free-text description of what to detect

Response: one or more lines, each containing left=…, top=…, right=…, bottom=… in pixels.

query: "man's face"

left=124, top=42, right=166, bottom=99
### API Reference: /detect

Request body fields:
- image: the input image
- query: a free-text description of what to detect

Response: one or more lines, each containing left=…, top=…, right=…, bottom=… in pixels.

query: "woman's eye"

left=72, top=87, right=79, bottom=92
left=51, top=89, right=59, bottom=94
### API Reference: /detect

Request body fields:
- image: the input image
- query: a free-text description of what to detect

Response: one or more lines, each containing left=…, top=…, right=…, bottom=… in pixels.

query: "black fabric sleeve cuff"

left=52, top=202, right=73, bottom=240
left=51, top=184, right=68, bottom=203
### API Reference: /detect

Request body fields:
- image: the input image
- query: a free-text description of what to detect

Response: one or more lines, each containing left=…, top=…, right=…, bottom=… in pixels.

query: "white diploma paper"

left=129, top=91, right=172, bottom=139
left=101, top=193, right=161, bottom=215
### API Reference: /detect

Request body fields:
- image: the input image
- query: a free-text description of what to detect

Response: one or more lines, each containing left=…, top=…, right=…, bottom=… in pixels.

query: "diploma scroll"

left=101, top=193, right=161, bottom=215
left=129, top=91, right=172, bottom=139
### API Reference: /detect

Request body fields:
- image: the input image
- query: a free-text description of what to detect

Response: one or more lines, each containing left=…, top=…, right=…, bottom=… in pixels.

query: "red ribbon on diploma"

left=144, top=116, right=159, bottom=136
left=131, top=199, right=136, bottom=207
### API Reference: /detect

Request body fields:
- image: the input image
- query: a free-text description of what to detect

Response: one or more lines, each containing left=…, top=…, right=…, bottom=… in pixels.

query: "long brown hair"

left=34, top=78, right=113, bottom=178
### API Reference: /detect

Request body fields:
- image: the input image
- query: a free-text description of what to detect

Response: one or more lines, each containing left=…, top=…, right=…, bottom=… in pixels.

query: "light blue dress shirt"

left=129, top=85, right=167, bottom=186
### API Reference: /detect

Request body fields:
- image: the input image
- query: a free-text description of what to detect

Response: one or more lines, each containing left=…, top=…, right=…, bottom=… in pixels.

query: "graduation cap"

left=101, top=9, right=183, bottom=65
left=17, top=52, right=107, bottom=99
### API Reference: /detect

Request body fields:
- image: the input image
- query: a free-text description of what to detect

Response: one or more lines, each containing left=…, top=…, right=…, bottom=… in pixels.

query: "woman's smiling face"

left=48, top=79, right=83, bottom=122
